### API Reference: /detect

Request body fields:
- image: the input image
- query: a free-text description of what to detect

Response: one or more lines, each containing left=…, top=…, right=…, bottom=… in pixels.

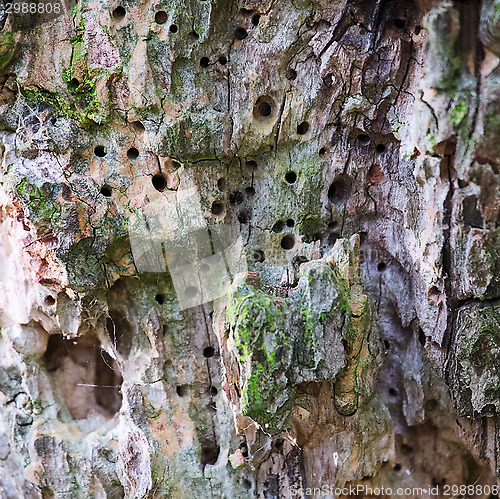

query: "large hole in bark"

left=203, top=346, right=215, bottom=358
left=462, top=196, right=483, bottom=228
left=45, top=295, right=56, bottom=306
left=152, top=173, right=167, bottom=191
left=253, top=249, right=265, bottom=262
left=112, top=6, right=126, bottom=21
left=200, top=441, right=220, bottom=467
left=234, top=27, right=248, bottom=40
left=238, top=210, right=251, bottom=223
left=131, top=120, right=145, bottom=132
left=127, top=147, right=139, bottom=160
left=281, top=234, right=295, bottom=250
left=155, top=293, right=166, bottom=304
left=393, top=18, right=406, bottom=29
left=176, top=385, right=187, bottom=397
left=217, top=177, right=226, bottom=191
left=94, top=145, right=106, bottom=157
left=327, top=178, right=351, bottom=204
left=272, top=220, right=284, bottom=232
left=253, top=96, right=275, bottom=121
left=229, top=191, right=244, bottom=205
left=297, top=121, right=310, bottom=135
left=357, top=134, right=370, bottom=146
left=106, top=281, right=135, bottom=357
left=100, top=185, right=112, bottom=197
left=43, top=334, right=122, bottom=420
left=211, top=200, right=225, bottom=216
left=155, top=11, right=168, bottom=24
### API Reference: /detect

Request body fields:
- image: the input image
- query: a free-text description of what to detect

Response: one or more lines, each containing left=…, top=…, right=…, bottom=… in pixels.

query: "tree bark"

left=0, top=0, right=499, bottom=497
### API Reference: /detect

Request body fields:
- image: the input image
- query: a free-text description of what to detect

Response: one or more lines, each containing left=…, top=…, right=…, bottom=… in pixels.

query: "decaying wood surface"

left=0, top=0, right=499, bottom=497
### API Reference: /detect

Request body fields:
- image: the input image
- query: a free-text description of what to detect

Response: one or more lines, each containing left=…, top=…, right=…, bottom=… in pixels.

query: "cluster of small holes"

left=81, top=0, right=345, bottom=301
